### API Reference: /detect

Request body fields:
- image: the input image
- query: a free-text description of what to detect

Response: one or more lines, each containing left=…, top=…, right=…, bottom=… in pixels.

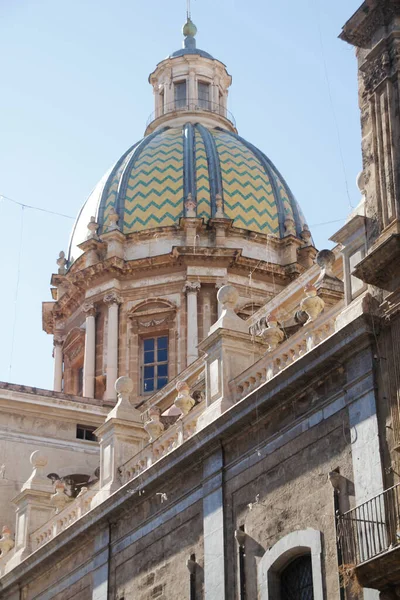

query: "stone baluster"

left=104, top=292, right=122, bottom=401
left=184, top=281, right=201, bottom=365
left=53, top=338, right=63, bottom=393
left=82, top=302, right=96, bottom=398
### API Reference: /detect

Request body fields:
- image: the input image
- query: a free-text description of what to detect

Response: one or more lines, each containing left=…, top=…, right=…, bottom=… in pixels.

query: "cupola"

left=146, top=18, right=235, bottom=134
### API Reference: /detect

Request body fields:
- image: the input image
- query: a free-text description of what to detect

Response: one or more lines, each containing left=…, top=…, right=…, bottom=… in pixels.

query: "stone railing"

left=120, top=401, right=205, bottom=484
left=139, top=357, right=205, bottom=418
left=30, top=485, right=98, bottom=552
left=231, top=301, right=344, bottom=403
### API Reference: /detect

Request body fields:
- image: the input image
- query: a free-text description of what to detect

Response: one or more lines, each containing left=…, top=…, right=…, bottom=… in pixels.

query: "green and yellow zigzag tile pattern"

left=195, top=129, right=211, bottom=221
left=212, top=130, right=281, bottom=235
left=102, top=146, right=138, bottom=232
left=122, top=129, right=184, bottom=232
left=95, top=125, right=306, bottom=237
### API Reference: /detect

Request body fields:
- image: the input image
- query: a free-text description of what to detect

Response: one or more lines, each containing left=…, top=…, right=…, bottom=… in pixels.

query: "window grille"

left=280, top=555, right=314, bottom=600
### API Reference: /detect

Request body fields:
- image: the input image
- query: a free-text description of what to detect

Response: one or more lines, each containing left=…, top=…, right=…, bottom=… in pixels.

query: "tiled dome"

left=68, top=124, right=308, bottom=260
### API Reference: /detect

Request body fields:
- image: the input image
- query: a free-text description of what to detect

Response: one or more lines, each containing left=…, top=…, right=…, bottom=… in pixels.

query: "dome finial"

left=182, top=0, right=197, bottom=50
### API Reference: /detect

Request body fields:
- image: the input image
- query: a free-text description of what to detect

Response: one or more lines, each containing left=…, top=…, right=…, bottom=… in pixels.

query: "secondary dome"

left=68, top=124, right=308, bottom=260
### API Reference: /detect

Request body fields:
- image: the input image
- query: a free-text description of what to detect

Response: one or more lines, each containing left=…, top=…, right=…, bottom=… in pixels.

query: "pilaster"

left=104, top=291, right=122, bottom=401
left=83, top=302, right=96, bottom=398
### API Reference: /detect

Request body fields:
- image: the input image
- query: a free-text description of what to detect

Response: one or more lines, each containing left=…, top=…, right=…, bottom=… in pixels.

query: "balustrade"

left=121, top=402, right=204, bottom=484
left=232, top=302, right=343, bottom=403
left=30, top=485, right=98, bottom=552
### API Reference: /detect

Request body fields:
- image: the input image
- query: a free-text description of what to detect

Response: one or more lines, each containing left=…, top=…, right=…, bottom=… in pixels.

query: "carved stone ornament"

left=316, top=249, right=336, bottom=279
left=259, top=313, right=284, bottom=351
left=184, top=193, right=197, bottom=218
left=87, top=216, right=99, bottom=240
left=103, top=291, right=122, bottom=306
left=284, top=215, right=296, bottom=236
left=139, top=318, right=166, bottom=328
left=144, top=407, right=165, bottom=442
left=50, top=481, right=71, bottom=514
left=300, top=224, right=312, bottom=245
left=0, top=526, right=14, bottom=557
left=362, top=49, right=391, bottom=95
left=82, top=302, right=96, bottom=317
left=106, top=207, right=120, bottom=232
left=300, top=283, right=325, bottom=324
left=215, top=193, right=225, bottom=218
left=57, top=251, right=67, bottom=275
left=174, top=381, right=195, bottom=416
left=183, top=281, right=201, bottom=294
left=53, top=337, right=63, bottom=348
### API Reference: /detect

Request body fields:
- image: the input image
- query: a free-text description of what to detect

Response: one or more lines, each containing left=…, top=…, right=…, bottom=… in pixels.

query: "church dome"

left=68, top=123, right=308, bottom=260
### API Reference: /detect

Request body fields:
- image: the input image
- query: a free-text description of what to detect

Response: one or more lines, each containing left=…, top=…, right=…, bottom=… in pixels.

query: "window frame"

left=258, top=529, right=323, bottom=600
left=76, top=424, right=97, bottom=442
left=141, top=334, right=169, bottom=394
left=174, top=80, right=187, bottom=109
left=198, top=81, right=211, bottom=110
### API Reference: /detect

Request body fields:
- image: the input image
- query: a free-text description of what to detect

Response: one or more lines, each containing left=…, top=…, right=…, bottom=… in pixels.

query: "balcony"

left=338, top=484, right=400, bottom=593
left=145, top=99, right=237, bottom=134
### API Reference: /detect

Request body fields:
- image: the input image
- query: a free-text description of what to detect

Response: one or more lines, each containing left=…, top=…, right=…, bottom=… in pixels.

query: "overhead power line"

left=0, top=194, right=74, bottom=220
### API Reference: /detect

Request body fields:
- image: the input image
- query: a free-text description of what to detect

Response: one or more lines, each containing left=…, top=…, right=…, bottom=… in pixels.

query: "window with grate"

left=142, top=335, right=168, bottom=393
left=174, top=81, right=187, bottom=109
left=280, top=555, right=314, bottom=600
left=198, top=82, right=210, bottom=110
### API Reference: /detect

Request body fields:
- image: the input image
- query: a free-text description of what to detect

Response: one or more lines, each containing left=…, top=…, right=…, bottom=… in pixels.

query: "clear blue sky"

left=0, top=0, right=361, bottom=389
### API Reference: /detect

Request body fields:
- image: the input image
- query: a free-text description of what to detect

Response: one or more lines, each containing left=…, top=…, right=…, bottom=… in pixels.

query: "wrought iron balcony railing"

left=146, top=99, right=236, bottom=128
left=338, top=483, right=400, bottom=566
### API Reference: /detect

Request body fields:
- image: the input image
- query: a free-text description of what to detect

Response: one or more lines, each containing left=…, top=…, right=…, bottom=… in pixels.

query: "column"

left=215, top=281, right=225, bottom=318
left=184, top=281, right=200, bottom=365
left=188, top=69, right=196, bottom=107
left=104, top=292, right=122, bottom=401
left=203, top=448, right=226, bottom=600
left=83, top=302, right=96, bottom=398
left=53, top=338, right=63, bottom=392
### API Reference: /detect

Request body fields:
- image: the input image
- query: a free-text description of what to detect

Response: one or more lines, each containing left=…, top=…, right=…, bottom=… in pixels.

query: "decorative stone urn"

left=144, top=407, right=165, bottom=442
left=0, top=526, right=14, bottom=557
left=50, top=482, right=70, bottom=514
left=106, top=207, right=120, bottom=232
left=87, top=216, right=99, bottom=239
left=300, top=283, right=325, bottom=324
left=300, top=224, right=312, bottom=245
left=316, top=249, right=336, bottom=279
left=260, top=313, right=284, bottom=351
left=185, top=193, right=197, bottom=217
left=284, top=215, right=296, bottom=236
left=215, top=193, right=225, bottom=218
left=174, top=381, right=195, bottom=416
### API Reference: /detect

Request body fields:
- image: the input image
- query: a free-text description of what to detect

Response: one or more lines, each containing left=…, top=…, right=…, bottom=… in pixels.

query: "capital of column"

left=82, top=302, right=96, bottom=317
left=103, top=291, right=122, bottom=306
left=183, top=281, right=201, bottom=295
left=53, top=337, right=64, bottom=348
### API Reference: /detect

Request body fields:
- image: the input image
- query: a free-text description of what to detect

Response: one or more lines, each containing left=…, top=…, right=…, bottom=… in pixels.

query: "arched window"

left=258, top=529, right=323, bottom=600
left=280, top=555, right=314, bottom=600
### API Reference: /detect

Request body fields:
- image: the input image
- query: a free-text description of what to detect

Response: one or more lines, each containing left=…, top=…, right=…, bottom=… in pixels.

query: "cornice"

left=340, top=0, right=400, bottom=48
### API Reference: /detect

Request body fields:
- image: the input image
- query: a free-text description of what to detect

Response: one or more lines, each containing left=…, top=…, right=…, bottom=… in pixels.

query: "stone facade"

left=2, top=3, right=400, bottom=600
